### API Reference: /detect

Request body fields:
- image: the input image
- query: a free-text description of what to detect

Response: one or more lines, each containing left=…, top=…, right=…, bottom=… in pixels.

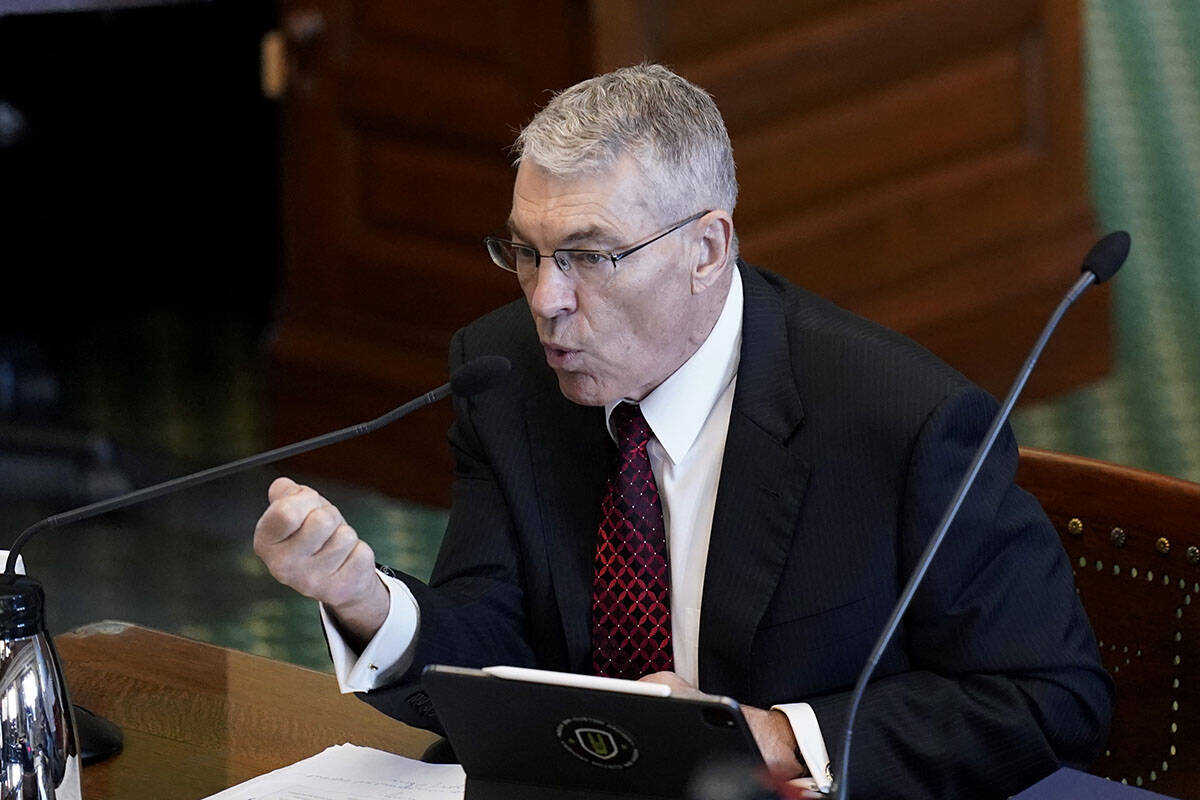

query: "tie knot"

left=611, top=402, right=652, bottom=451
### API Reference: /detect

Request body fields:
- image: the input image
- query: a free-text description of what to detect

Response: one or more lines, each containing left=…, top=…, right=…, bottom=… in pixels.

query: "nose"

left=526, top=262, right=578, bottom=320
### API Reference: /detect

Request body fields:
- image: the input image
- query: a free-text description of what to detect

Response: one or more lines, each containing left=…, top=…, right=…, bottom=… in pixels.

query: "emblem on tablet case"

left=577, top=728, right=617, bottom=758
left=557, top=717, right=639, bottom=769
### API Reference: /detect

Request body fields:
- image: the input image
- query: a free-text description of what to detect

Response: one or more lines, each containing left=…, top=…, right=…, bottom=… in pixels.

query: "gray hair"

left=513, top=64, right=738, bottom=222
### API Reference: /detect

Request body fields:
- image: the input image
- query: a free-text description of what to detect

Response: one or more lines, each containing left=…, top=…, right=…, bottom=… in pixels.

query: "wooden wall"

left=271, top=0, right=1106, bottom=506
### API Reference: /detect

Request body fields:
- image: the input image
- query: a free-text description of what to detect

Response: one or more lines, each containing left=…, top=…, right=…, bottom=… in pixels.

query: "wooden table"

left=57, top=621, right=439, bottom=799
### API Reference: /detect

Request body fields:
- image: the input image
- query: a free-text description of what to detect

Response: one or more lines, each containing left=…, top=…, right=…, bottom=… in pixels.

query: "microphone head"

left=450, top=356, right=511, bottom=398
left=1081, top=230, right=1131, bottom=283
left=687, top=756, right=781, bottom=800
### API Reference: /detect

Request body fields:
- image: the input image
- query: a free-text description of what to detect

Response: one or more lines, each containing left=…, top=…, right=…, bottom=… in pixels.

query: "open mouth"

left=542, top=344, right=580, bottom=368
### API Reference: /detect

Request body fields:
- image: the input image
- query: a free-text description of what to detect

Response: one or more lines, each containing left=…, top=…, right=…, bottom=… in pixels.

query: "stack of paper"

left=204, top=743, right=466, bottom=800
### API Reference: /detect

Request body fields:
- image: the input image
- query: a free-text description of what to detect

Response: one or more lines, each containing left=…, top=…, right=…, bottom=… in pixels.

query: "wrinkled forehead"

left=507, top=156, right=669, bottom=243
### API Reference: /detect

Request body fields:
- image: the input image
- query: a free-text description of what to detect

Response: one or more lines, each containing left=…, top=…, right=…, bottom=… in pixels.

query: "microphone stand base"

left=75, top=703, right=123, bottom=765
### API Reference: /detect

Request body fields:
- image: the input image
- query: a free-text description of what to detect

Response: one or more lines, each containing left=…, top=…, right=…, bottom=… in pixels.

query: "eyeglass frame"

left=484, top=209, right=711, bottom=282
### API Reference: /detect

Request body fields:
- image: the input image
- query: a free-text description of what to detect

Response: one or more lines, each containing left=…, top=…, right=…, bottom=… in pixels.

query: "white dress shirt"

left=605, top=266, right=743, bottom=689
left=321, top=267, right=830, bottom=789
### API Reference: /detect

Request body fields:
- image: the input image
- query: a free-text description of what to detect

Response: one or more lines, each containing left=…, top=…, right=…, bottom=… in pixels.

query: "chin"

left=555, top=372, right=613, bottom=407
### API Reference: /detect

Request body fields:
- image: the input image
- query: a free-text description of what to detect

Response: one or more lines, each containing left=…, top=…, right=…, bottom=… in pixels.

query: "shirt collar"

left=605, top=266, right=743, bottom=464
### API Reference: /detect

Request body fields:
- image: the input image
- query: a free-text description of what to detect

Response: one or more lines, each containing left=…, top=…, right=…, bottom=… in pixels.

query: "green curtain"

left=1013, top=0, right=1200, bottom=482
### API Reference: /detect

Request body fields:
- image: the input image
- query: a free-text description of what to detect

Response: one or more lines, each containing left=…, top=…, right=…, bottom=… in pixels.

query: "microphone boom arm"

left=3, top=382, right=454, bottom=575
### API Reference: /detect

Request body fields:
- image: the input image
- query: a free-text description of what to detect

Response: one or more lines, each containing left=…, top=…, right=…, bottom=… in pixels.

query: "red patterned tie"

left=591, top=402, right=674, bottom=679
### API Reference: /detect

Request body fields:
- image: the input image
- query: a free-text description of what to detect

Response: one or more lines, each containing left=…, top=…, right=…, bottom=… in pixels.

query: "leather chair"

left=1017, top=447, right=1200, bottom=797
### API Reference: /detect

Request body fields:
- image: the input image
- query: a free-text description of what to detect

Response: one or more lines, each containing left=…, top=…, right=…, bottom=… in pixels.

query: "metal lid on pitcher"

left=0, top=574, right=47, bottom=638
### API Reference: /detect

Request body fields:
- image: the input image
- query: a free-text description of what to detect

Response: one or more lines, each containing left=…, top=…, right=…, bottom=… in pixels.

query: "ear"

left=691, top=210, right=734, bottom=294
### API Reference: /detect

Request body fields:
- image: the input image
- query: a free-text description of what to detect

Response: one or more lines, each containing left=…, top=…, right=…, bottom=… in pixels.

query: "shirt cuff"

left=771, top=702, right=833, bottom=793
left=319, top=570, right=420, bottom=693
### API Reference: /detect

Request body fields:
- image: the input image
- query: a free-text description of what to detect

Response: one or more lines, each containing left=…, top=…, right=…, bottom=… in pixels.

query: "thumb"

left=267, top=476, right=299, bottom=503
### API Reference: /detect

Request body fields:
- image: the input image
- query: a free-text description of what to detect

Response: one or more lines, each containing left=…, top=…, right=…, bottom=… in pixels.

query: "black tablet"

left=421, top=664, right=764, bottom=800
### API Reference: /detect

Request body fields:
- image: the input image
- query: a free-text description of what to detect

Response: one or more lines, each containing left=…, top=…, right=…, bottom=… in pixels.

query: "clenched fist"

left=253, top=477, right=390, bottom=646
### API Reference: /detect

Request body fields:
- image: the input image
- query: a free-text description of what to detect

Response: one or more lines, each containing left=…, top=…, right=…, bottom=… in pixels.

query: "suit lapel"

left=525, top=388, right=610, bottom=671
left=700, top=264, right=810, bottom=694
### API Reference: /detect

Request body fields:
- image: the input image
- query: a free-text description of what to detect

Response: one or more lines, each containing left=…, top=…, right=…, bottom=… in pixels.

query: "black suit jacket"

left=363, top=263, right=1113, bottom=799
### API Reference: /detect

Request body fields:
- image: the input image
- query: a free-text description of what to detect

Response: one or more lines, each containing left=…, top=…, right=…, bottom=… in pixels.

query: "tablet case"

left=421, top=664, right=765, bottom=800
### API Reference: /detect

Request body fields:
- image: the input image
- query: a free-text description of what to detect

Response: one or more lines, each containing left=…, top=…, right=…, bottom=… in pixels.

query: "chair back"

left=1017, top=447, right=1200, bottom=797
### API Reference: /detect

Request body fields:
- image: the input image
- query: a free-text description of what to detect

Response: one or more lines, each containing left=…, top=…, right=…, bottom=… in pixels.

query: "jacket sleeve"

left=355, top=328, right=538, bottom=732
left=806, top=386, right=1114, bottom=799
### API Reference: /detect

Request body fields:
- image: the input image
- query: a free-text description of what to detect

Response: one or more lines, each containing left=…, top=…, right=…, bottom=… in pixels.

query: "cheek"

left=625, top=294, right=686, bottom=346
left=581, top=277, right=689, bottom=367
left=604, top=318, right=676, bottom=382
left=595, top=308, right=653, bottom=362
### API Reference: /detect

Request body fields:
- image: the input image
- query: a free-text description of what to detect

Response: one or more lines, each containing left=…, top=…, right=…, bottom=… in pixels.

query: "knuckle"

left=345, top=541, right=377, bottom=576
left=330, top=523, right=359, bottom=550
left=271, top=500, right=304, bottom=533
left=323, top=503, right=345, bottom=526
left=356, top=539, right=376, bottom=564
left=306, top=506, right=330, bottom=530
left=308, top=505, right=341, bottom=532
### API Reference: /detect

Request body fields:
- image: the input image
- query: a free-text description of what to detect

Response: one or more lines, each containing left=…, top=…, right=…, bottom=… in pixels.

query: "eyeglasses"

left=485, top=210, right=710, bottom=287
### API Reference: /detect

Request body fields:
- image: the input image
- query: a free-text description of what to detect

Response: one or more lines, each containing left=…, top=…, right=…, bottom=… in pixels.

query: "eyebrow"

left=505, top=218, right=623, bottom=249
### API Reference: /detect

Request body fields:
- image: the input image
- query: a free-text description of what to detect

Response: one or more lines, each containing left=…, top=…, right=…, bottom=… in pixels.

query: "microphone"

left=831, top=232, right=1131, bottom=800
left=3, top=355, right=510, bottom=573
left=689, top=755, right=826, bottom=800
left=1082, top=230, right=1130, bottom=284
left=688, top=756, right=782, bottom=800
left=0, top=355, right=509, bottom=784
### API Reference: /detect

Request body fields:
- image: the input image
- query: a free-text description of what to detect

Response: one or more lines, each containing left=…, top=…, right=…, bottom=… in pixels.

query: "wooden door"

left=270, top=1, right=589, bottom=503
left=272, top=0, right=1105, bottom=506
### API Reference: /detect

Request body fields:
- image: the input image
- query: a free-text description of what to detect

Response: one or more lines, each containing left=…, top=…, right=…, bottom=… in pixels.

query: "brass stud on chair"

left=1188, top=545, right=1199, bottom=566
left=1068, top=518, right=1084, bottom=536
left=1157, top=537, right=1171, bottom=556
left=1111, top=527, right=1127, bottom=547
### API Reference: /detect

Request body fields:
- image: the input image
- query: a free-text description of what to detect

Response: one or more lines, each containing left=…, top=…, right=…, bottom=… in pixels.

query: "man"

left=254, top=64, right=1112, bottom=798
